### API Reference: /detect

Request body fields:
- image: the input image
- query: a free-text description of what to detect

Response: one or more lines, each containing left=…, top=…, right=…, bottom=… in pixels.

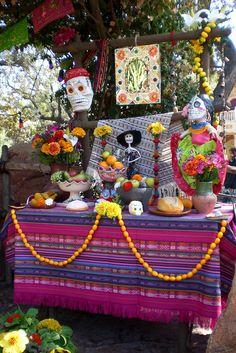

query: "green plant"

left=0, top=307, right=76, bottom=353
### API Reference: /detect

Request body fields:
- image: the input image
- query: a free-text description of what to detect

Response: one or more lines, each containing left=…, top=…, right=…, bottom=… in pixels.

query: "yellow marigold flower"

left=41, top=143, right=50, bottom=155
left=94, top=125, right=112, bottom=138
left=0, top=329, right=29, bottom=353
left=72, top=127, right=86, bottom=138
left=147, top=122, right=166, bottom=136
left=62, top=141, right=73, bottom=153
left=37, top=318, right=62, bottom=331
left=48, top=142, right=61, bottom=156
left=96, top=201, right=121, bottom=219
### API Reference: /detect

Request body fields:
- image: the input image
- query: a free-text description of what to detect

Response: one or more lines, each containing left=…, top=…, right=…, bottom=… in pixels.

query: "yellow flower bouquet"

left=0, top=307, right=76, bottom=353
left=32, top=123, right=86, bottom=166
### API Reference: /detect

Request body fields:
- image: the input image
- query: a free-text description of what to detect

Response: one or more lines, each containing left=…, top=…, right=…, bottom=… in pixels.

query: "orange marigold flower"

left=62, top=141, right=73, bottom=153
left=184, top=160, right=198, bottom=176
left=72, top=127, right=86, bottom=138
left=48, top=142, right=61, bottom=156
left=32, top=137, right=43, bottom=149
left=41, top=143, right=50, bottom=155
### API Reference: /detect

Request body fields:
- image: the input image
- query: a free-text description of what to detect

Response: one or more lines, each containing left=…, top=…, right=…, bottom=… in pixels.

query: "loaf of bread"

left=157, top=197, right=184, bottom=213
left=66, top=200, right=89, bottom=212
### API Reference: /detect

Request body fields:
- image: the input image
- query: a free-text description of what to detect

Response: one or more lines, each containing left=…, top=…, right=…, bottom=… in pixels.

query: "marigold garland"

left=11, top=209, right=227, bottom=281
left=190, top=21, right=219, bottom=101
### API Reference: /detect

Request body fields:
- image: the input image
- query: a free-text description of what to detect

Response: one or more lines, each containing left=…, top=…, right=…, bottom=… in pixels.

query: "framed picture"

left=115, top=44, right=161, bottom=105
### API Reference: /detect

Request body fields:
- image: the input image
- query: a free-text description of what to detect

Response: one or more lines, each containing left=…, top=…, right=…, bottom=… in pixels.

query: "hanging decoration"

left=0, top=17, right=28, bottom=53
left=146, top=122, right=166, bottom=205
left=181, top=8, right=227, bottom=101
left=52, top=26, right=76, bottom=46
left=93, top=40, right=109, bottom=93
left=18, top=113, right=24, bottom=129
left=32, top=0, right=74, bottom=33
left=115, top=44, right=161, bottom=105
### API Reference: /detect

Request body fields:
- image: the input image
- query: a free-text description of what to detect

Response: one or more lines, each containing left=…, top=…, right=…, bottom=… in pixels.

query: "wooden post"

left=1, top=145, right=10, bottom=214
left=200, top=43, right=210, bottom=94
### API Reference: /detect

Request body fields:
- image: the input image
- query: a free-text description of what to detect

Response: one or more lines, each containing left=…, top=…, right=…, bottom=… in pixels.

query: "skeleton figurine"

left=117, top=130, right=142, bottom=179
left=64, top=68, right=94, bottom=112
left=128, top=200, right=143, bottom=216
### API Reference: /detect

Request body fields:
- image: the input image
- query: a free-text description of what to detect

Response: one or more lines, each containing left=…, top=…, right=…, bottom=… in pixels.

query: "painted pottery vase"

left=192, top=181, right=217, bottom=214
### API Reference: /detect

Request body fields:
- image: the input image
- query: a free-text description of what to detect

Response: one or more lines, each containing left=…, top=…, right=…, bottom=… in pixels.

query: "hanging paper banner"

left=0, top=17, right=28, bottom=53
left=32, top=0, right=74, bottom=33
left=115, top=44, right=161, bottom=105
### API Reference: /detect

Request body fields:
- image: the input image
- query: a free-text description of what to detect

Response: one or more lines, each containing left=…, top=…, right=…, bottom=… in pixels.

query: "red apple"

left=122, top=181, right=133, bottom=192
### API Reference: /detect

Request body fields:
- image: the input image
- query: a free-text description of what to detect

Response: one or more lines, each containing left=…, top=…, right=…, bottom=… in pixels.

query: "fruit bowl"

left=116, top=187, right=152, bottom=211
left=98, top=166, right=127, bottom=183
left=57, top=180, right=92, bottom=203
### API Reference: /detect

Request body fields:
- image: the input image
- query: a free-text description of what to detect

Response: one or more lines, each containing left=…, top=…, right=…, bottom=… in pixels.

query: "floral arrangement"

left=95, top=201, right=121, bottom=219
left=182, top=153, right=227, bottom=184
left=0, top=307, right=76, bottom=353
left=146, top=121, right=166, bottom=205
left=146, top=121, right=166, bottom=136
left=93, top=125, right=112, bottom=147
left=32, top=124, right=86, bottom=166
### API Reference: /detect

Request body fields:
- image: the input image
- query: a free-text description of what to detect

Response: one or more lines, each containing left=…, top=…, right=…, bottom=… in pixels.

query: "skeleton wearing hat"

left=117, top=130, right=141, bottom=179
left=64, top=68, right=94, bottom=112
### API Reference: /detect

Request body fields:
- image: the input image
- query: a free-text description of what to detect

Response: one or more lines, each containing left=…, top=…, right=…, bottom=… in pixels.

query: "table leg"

left=177, top=323, right=192, bottom=353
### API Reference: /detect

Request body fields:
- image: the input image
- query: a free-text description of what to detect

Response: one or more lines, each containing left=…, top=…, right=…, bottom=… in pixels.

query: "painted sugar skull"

left=184, top=94, right=213, bottom=123
left=64, top=68, right=94, bottom=112
left=128, top=200, right=143, bottom=216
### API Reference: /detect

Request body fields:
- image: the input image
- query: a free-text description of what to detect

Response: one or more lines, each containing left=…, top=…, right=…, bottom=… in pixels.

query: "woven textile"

left=1, top=205, right=236, bottom=329
left=88, top=114, right=183, bottom=192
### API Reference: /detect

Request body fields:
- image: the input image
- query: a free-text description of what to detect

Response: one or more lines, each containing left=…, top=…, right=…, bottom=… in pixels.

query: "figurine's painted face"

left=188, top=96, right=207, bottom=122
left=66, top=76, right=94, bottom=112
left=125, top=133, right=133, bottom=144
left=128, top=201, right=143, bottom=216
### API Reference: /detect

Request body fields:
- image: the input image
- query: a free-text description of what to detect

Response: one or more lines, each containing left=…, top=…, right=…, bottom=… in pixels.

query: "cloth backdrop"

left=87, top=113, right=184, bottom=196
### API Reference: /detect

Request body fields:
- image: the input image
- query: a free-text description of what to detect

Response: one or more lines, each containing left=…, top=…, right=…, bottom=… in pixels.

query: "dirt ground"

left=0, top=282, right=210, bottom=353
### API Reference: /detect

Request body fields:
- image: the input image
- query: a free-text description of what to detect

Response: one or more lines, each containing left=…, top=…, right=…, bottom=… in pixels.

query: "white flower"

left=181, top=8, right=226, bottom=30
left=0, top=329, right=29, bottom=353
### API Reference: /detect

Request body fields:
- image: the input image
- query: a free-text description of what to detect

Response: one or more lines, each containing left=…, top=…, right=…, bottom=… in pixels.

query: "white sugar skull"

left=65, top=68, right=94, bottom=112
left=188, top=95, right=207, bottom=122
left=128, top=201, right=143, bottom=216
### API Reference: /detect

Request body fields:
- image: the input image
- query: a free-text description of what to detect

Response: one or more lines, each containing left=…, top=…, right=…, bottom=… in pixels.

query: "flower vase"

left=192, top=181, right=217, bottom=214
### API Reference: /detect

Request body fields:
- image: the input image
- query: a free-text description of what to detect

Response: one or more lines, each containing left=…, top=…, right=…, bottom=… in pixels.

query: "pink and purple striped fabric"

left=1, top=205, right=236, bottom=329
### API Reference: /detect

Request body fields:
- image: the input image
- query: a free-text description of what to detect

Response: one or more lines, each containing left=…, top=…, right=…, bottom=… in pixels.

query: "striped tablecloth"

left=1, top=205, right=236, bottom=329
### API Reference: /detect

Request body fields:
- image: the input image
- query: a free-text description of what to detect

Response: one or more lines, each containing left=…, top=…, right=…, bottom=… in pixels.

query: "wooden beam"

left=53, top=27, right=231, bottom=54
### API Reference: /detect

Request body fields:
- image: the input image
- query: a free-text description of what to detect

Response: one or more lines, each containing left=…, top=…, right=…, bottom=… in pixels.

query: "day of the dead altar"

left=1, top=203, right=236, bottom=330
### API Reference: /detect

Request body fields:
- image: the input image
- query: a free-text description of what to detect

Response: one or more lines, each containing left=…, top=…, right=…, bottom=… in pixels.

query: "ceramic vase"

left=192, top=181, right=217, bottom=214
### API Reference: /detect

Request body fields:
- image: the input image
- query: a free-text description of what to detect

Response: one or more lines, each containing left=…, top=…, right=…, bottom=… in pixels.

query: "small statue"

left=171, top=94, right=226, bottom=195
left=117, top=130, right=141, bottom=179
left=64, top=68, right=94, bottom=112
left=128, top=200, right=143, bottom=216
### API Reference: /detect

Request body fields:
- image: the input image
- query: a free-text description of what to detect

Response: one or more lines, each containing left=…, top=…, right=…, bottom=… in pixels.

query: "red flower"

left=116, top=49, right=125, bottom=60
left=118, top=93, right=127, bottom=103
left=6, top=313, right=22, bottom=323
left=54, top=130, right=64, bottom=139
left=149, top=91, right=159, bottom=103
left=148, top=46, right=158, bottom=57
left=31, top=333, right=42, bottom=345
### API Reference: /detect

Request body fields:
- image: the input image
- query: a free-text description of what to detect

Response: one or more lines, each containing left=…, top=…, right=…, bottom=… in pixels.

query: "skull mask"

left=128, top=201, right=143, bottom=216
left=188, top=96, right=207, bottom=122
left=65, top=68, right=94, bottom=112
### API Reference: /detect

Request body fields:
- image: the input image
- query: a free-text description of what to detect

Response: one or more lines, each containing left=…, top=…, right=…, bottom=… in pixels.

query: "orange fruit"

left=178, top=197, right=192, bottom=209
left=106, top=155, right=117, bottom=165
left=99, top=161, right=109, bottom=169
left=112, top=161, right=124, bottom=170
left=132, top=174, right=142, bottom=181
